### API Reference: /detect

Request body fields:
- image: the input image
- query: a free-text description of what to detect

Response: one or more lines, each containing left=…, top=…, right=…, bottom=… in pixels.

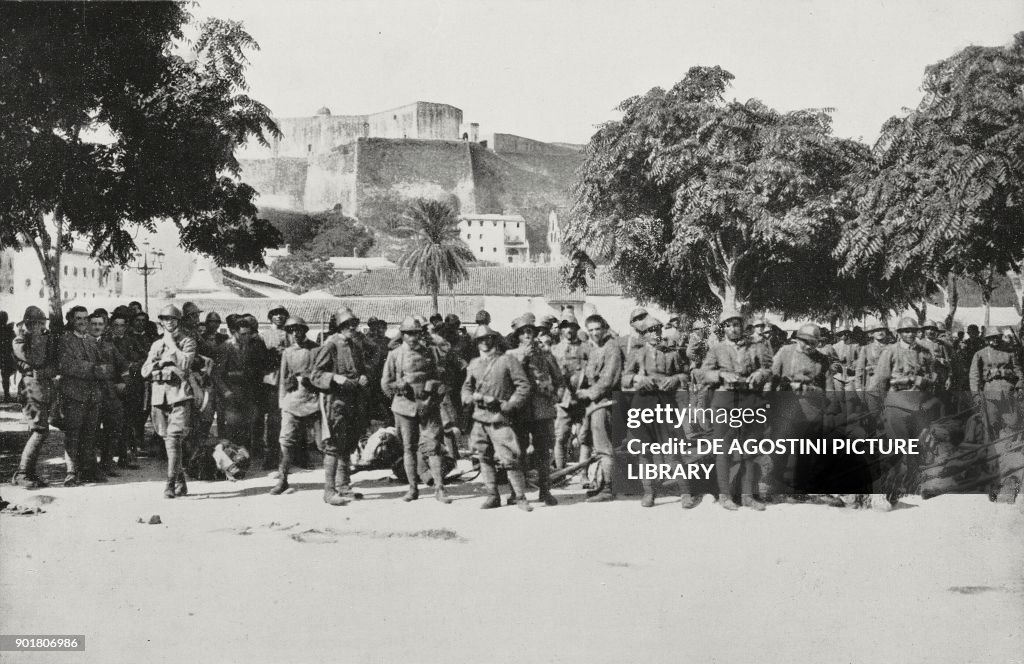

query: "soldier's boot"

left=62, top=450, right=79, bottom=487
left=586, top=456, right=616, bottom=503
left=335, top=453, right=363, bottom=500
left=578, top=444, right=593, bottom=488
left=322, top=455, right=348, bottom=506
left=12, top=431, right=48, bottom=488
left=174, top=471, right=188, bottom=497
left=679, top=494, right=699, bottom=509
left=553, top=436, right=566, bottom=471
left=269, top=447, right=290, bottom=495
left=163, top=476, right=176, bottom=499
left=402, top=450, right=419, bottom=502
left=640, top=478, right=656, bottom=508
left=479, top=461, right=501, bottom=509
left=535, top=447, right=558, bottom=506
left=429, top=455, right=453, bottom=504
left=716, top=455, right=738, bottom=510
left=508, top=468, right=533, bottom=512
left=741, top=494, right=766, bottom=511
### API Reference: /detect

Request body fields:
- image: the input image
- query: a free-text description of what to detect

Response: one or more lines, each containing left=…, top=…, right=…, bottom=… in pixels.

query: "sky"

left=194, top=0, right=1022, bottom=146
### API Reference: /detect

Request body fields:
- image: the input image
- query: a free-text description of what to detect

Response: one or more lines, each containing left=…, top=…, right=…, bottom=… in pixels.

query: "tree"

left=263, top=204, right=375, bottom=257
left=396, top=199, right=475, bottom=314
left=270, top=252, right=336, bottom=293
left=0, top=2, right=282, bottom=319
left=563, top=66, right=870, bottom=318
left=836, top=33, right=1024, bottom=330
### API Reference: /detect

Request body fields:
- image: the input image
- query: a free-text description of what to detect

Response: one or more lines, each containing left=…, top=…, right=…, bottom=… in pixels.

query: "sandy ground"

left=1, top=399, right=1022, bottom=664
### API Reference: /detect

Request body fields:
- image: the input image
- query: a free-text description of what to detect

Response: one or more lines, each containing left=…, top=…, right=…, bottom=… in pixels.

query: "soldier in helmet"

left=310, top=309, right=369, bottom=504
left=969, top=327, right=1023, bottom=439
left=701, top=308, right=773, bottom=510
left=269, top=317, right=326, bottom=497
left=382, top=316, right=453, bottom=503
left=462, top=323, right=532, bottom=510
left=871, top=317, right=936, bottom=511
left=181, top=302, right=203, bottom=338
left=577, top=314, right=624, bottom=502
left=507, top=314, right=564, bottom=506
left=919, top=320, right=952, bottom=391
left=855, top=323, right=890, bottom=416
left=141, top=305, right=197, bottom=498
left=617, top=307, right=649, bottom=361
left=10, top=306, right=58, bottom=487
left=552, top=314, right=590, bottom=471
left=623, top=317, right=693, bottom=507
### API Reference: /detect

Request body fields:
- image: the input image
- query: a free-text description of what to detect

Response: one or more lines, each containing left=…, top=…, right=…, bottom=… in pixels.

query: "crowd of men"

left=2, top=299, right=1022, bottom=510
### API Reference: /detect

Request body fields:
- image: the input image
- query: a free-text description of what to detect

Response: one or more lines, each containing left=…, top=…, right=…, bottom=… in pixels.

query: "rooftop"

left=332, top=266, right=622, bottom=299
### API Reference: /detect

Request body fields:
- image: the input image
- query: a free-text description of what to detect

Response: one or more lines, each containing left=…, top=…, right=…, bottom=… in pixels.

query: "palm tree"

left=397, top=199, right=475, bottom=314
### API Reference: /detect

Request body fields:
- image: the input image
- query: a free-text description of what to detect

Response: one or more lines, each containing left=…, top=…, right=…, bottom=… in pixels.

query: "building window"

left=478, top=234, right=483, bottom=239
left=24, top=278, right=31, bottom=288
left=38, top=288, right=44, bottom=298
left=63, top=266, right=68, bottom=276
left=479, top=247, right=484, bottom=253
left=73, top=267, right=77, bottom=277
left=307, top=144, right=312, bottom=153
left=517, top=223, right=520, bottom=228
left=63, top=290, right=67, bottom=299
left=493, top=221, right=498, bottom=227
left=508, top=257, right=513, bottom=263
left=466, top=234, right=471, bottom=240
left=493, top=248, right=497, bottom=252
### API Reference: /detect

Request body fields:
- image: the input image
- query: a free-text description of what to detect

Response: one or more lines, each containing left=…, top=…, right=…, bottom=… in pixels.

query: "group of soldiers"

left=4, top=298, right=1023, bottom=510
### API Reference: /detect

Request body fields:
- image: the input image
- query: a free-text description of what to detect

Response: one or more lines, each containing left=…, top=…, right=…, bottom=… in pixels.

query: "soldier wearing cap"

left=362, top=316, right=392, bottom=426
left=10, top=306, right=58, bottom=487
left=769, top=323, right=843, bottom=504
left=576, top=314, right=624, bottom=502
left=253, top=307, right=290, bottom=470
left=310, top=308, right=370, bottom=504
left=969, top=327, right=1023, bottom=440
left=382, top=316, right=454, bottom=503
left=141, top=305, right=197, bottom=498
left=462, top=323, right=533, bottom=510
left=623, top=316, right=694, bottom=507
left=616, top=307, right=648, bottom=361
left=855, top=324, right=890, bottom=393
left=552, top=314, right=591, bottom=471
left=508, top=313, right=565, bottom=506
left=266, top=317, right=323, bottom=497
left=918, top=320, right=952, bottom=392
left=538, top=314, right=560, bottom=344
left=701, top=308, right=773, bottom=510
left=180, top=301, right=203, bottom=338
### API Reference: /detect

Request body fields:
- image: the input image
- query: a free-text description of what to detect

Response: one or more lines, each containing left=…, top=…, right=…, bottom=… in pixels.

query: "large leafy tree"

left=563, top=66, right=870, bottom=318
left=263, top=204, right=375, bottom=258
left=836, top=32, right=1024, bottom=328
left=0, top=2, right=282, bottom=319
left=397, top=199, right=475, bottom=315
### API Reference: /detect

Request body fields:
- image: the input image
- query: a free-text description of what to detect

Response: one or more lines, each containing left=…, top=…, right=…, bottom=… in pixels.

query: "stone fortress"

left=237, top=101, right=584, bottom=256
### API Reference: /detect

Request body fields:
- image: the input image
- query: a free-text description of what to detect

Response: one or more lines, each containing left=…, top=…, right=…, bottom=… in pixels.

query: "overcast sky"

left=195, top=0, right=1022, bottom=146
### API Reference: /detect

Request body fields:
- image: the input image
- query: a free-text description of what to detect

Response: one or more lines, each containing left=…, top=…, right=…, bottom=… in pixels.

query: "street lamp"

left=131, top=241, right=164, bottom=314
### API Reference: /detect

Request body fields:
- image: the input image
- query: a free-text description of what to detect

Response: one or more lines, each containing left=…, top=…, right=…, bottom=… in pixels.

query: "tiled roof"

left=332, top=266, right=622, bottom=299
left=154, top=296, right=484, bottom=325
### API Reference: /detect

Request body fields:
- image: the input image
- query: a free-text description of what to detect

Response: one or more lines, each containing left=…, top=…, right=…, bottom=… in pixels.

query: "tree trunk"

left=430, top=288, right=439, bottom=316
left=940, top=272, right=958, bottom=332
left=1009, top=262, right=1024, bottom=315
left=910, top=301, right=927, bottom=326
left=981, top=264, right=995, bottom=331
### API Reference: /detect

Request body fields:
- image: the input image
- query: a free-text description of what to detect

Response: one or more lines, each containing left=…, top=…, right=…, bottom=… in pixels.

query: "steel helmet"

left=21, top=305, right=47, bottom=324
left=795, top=323, right=823, bottom=344
left=398, top=316, right=422, bottom=334
left=896, top=317, right=918, bottom=331
left=284, top=316, right=309, bottom=331
left=473, top=324, right=500, bottom=340
left=158, top=305, right=182, bottom=320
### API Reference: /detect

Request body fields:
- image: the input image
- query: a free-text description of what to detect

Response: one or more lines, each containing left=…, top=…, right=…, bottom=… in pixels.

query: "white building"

left=458, top=214, right=530, bottom=264
left=0, top=244, right=123, bottom=317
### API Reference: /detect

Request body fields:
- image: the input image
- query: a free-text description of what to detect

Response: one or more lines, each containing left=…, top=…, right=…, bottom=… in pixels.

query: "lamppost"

left=131, top=241, right=164, bottom=314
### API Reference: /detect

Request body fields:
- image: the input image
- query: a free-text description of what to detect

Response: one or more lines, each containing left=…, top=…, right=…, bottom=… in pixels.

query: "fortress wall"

left=270, top=116, right=368, bottom=158
left=355, top=138, right=477, bottom=214
left=239, top=158, right=309, bottom=210
left=303, top=144, right=359, bottom=213
left=491, top=133, right=583, bottom=156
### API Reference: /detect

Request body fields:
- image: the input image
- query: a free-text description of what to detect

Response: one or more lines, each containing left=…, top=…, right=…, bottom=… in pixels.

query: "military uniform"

left=213, top=336, right=262, bottom=448
left=256, top=321, right=289, bottom=467
left=311, top=316, right=369, bottom=501
left=269, top=316, right=322, bottom=497
left=382, top=318, right=452, bottom=502
left=11, top=307, right=57, bottom=487
left=462, top=325, right=532, bottom=509
left=508, top=315, right=565, bottom=506
left=59, top=331, right=111, bottom=482
left=578, top=325, right=624, bottom=501
left=623, top=317, right=691, bottom=505
left=141, top=309, right=197, bottom=498
left=969, top=340, right=1023, bottom=436
left=551, top=318, right=590, bottom=469
left=110, top=330, right=148, bottom=464
left=701, top=312, right=773, bottom=509
left=93, top=332, right=131, bottom=471
left=829, top=337, right=860, bottom=392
